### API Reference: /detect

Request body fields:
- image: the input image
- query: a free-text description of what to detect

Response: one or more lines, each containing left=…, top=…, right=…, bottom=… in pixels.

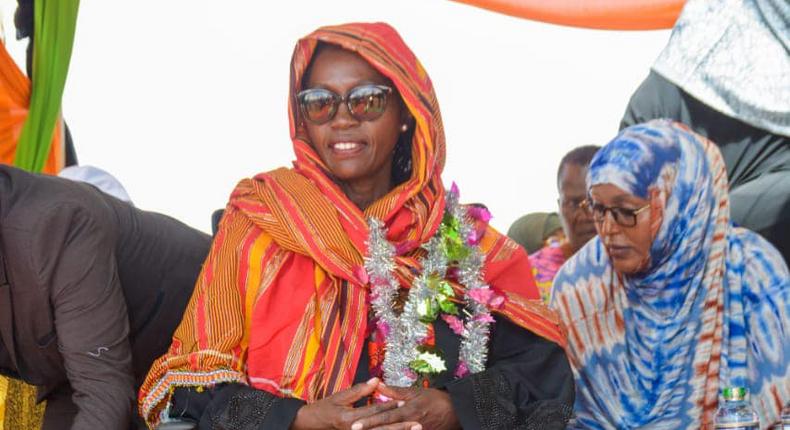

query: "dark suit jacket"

left=0, top=165, right=211, bottom=428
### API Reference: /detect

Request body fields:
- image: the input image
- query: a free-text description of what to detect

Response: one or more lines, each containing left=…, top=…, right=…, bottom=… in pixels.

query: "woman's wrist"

left=290, top=404, right=315, bottom=430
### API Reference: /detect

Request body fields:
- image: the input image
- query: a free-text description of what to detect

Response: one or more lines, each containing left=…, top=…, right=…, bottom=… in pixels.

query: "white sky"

left=1, top=1, right=669, bottom=234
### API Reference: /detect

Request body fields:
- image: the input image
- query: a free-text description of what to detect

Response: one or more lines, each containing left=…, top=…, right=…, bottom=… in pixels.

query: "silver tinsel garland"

left=446, top=189, right=493, bottom=375
left=364, top=188, right=493, bottom=386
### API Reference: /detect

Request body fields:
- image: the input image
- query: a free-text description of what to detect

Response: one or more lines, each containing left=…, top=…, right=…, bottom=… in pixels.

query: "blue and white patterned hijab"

left=551, top=120, right=789, bottom=429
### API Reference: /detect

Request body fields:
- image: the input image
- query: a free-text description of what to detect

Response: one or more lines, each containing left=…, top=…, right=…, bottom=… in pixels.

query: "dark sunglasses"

left=297, top=84, right=393, bottom=125
left=586, top=200, right=650, bottom=228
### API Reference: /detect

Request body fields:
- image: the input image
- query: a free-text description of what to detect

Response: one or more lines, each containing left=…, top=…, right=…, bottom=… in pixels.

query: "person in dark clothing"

left=620, top=0, right=790, bottom=264
left=0, top=164, right=211, bottom=429
left=140, top=22, right=574, bottom=430
left=166, top=316, right=571, bottom=430
left=622, top=72, right=790, bottom=266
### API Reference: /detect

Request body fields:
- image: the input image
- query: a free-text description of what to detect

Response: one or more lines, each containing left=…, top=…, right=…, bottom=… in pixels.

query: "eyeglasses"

left=297, top=84, right=393, bottom=125
left=587, top=200, right=650, bottom=228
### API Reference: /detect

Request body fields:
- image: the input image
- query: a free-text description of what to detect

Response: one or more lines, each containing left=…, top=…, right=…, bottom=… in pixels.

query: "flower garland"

left=364, top=184, right=502, bottom=387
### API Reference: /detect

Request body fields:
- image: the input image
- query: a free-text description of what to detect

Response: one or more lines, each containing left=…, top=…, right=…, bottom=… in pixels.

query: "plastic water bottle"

left=771, top=403, right=790, bottom=430
left=714, top=387, right=759, bottom=429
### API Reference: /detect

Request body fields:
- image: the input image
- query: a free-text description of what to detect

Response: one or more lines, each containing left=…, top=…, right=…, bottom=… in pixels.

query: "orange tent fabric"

left=0, top=43, right=64, bottom=175
left=451, top=0, right=685, bottom=30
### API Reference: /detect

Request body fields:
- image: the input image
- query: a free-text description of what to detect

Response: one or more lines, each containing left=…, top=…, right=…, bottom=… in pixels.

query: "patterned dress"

left=529, top=240, right=567, bottom=304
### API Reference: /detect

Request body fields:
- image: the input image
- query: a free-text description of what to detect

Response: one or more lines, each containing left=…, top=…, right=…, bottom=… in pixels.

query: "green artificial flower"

left=409, top=351, right=447, bottom=374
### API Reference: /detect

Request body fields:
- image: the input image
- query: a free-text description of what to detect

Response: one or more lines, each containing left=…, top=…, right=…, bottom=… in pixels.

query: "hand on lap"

left=291, top=378, right=408, bottom=430
left=353, top=385, right=460, bottom=430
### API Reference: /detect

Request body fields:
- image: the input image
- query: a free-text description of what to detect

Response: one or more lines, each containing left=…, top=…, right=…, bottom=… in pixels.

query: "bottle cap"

left=722, top=387, right=748, bottom=401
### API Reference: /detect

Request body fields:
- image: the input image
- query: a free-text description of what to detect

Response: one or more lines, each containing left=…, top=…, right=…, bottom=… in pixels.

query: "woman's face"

left=301, top=46, right=404, bottom=191
left=588, top=183, right=662, bottom=275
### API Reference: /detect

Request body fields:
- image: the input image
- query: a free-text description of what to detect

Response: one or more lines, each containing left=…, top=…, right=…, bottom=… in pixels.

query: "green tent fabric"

left=13, top=0, right=80, bottom=173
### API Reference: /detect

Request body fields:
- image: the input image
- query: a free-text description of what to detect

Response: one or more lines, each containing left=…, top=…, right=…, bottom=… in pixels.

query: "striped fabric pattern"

left=140, top=22, right=564, bottom=426
left=551, top=120, right=790, bottom=429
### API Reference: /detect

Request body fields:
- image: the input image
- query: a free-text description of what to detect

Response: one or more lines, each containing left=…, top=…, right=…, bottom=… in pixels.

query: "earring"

left=400, top=124, right=408, bottom=132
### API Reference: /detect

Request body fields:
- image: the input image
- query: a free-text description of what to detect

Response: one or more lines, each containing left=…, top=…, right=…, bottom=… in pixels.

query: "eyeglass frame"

left=296, top=84, right=393, bottom=125
left=558, top=196, right=589, bottom=214
left=585, top=199, right=651, bottom=228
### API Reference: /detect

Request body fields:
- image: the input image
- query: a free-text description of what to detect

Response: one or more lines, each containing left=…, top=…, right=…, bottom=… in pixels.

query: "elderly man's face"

left=558, top=163, right=596, bottom=254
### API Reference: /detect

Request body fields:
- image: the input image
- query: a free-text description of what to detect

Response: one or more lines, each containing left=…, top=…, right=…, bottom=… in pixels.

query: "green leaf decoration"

left=445, top=240, right=470, bottom=261
left=438, top=281, right=455, bottom=297
left=439, top=299, right=459, bottom=315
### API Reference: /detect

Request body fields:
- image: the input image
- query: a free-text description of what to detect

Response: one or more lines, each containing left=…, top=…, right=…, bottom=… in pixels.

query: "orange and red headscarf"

left=140, top=22, right=563, bottom=426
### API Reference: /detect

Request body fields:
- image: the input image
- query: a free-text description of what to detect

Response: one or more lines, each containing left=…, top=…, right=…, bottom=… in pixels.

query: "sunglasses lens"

left=299, top=89, right=337, bottom=124
left=347, top=85, right=388, bottom=121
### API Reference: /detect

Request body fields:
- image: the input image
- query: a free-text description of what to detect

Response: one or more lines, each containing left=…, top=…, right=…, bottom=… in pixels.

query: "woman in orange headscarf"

left=140, top=22, right=573, bottom=430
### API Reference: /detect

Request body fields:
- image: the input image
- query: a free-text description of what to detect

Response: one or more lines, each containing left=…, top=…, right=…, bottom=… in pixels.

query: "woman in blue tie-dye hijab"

left=551, top=120, right=789, bottom=429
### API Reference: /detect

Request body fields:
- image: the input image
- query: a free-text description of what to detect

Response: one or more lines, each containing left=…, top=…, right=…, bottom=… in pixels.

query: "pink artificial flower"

left=442, top=314, right=465, bottom=335
left=454, top=362, right=470, bottom=378
left=450, top=182, right=460, bottom=198
left=473, top=313, right=495, bottom=324
left=467, top=206, right=492, bottom=224
left=377, top=321, right=391, bottom=339
left=489, top=294, right=505, bottom=309
left=466, top=229, right=482, bottom=246
left=468, top=288, right=494, bottom=305
left=468, top=287, right=506, bottom=309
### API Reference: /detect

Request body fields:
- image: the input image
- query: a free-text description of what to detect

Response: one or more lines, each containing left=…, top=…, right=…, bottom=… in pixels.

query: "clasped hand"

left=290, top=377, right=460, bottom=430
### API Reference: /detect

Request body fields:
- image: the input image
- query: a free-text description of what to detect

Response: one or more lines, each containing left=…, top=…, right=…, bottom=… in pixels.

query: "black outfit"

left=621, top=71, right=790, bottom=264
left=0, top=165, right=211, bottom=429
left=63, top=123, right=78, bottom=167
left=0, top=328, right=15, bottom=379
left=167, top=316, right=574, bottom=430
